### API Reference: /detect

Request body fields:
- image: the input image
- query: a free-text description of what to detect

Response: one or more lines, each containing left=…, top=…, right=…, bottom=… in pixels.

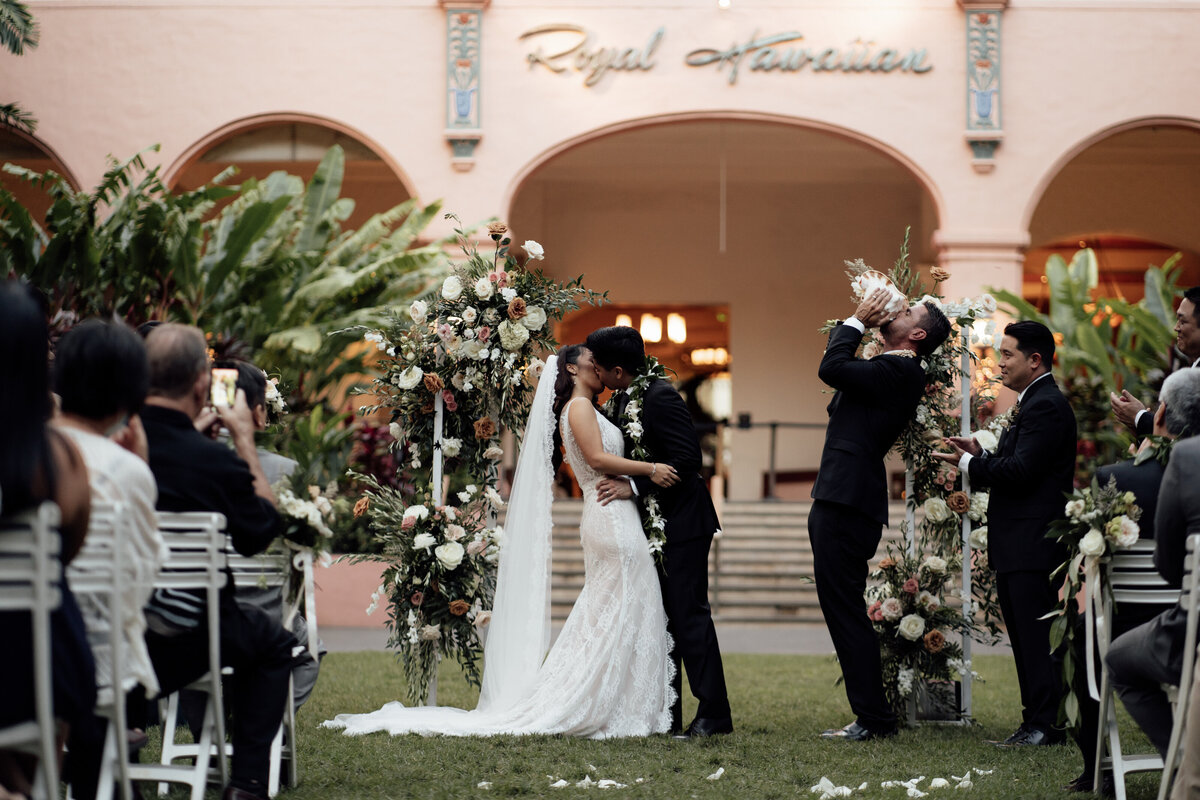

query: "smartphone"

left=210, top=368, right=239, bottom=408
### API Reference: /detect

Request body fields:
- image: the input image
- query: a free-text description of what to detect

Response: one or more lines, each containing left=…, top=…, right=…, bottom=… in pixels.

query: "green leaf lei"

left=605, top=355, right=670, bottom=565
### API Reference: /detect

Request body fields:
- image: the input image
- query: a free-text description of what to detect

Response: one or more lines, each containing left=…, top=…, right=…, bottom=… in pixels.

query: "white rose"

left=969, top=491, right=989, bottom=521
left=1065, top=498, right=1086, bottom=520
left=918, top=590, right=941, bottom=611
left=403, top=504, right=429, bottom=520
left=500, top=287, right=517, bottom=302
left=434, top=541, right=465, bottom=570
left=862, top=340, right=883, bottom=360
left=498, top=319, right=530, bottom=351
left=462, top=307, right=478, bottom=325
left=923, top=497, right=952, bottom=523
left=444, top=524, right=465, bottom=542
left=921, top=555, right=948, bottom=574
left=968, top=525, right=988, bottom=551
left=474, top=610, right=492, bottom=628
left=396, top=365, right=424, bottom=390
left=483, top=445, right=503, bottom=460
left=523, top=240, right=544, bottom=260
left=980, top=293, right=997, bottom=314
left=473, top=277, right=494, bottom=300
left=484, top=486, right=505, bottom=509
left=898, top=614, right=927, bottom=641
left=411, top=533, right=436, bottom=550
left=881, top=597, right=903, bottom=622
left=460, top=340, right=484, bottom=360
left=1079, top=529, right=1106, bottom=557
left=409, top=299, right=428, bottom=324
left=418, top=624, right=441, bottom=641
left=389, top=422, right=403, bottom=441
left=521, top=305, right=547, bottom=331
left=972, top=430, right=999, bottom=453
left=441, top=437, right=462, bottom=457
left=441, top=275, right=463, bottom=301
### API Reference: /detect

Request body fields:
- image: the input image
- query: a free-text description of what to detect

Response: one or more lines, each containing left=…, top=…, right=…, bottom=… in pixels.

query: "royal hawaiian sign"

left=519, top=24, right=933, bottom=87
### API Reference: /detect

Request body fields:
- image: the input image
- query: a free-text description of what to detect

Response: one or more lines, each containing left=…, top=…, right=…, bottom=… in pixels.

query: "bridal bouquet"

left=1046, top=475, right=1142, bottom=727
left=866, top=550, right=974, bottom=715
left=353, top=473, right=503, bottom=703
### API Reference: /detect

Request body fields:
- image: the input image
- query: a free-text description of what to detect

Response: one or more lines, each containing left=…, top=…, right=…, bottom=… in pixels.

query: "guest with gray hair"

left=1104, top=365, right=1200, bottom=772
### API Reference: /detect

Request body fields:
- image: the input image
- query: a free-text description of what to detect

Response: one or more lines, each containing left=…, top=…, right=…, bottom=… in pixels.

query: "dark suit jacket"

left=1154, top=436, right=1200, bottom=588
left=967, top=374, right=1076, bottom=574
left=1095, top=456, right=1171, bottom=629
left=624, top=379, right=720, bottom=546
left=810, top=323, right=926, bottom=526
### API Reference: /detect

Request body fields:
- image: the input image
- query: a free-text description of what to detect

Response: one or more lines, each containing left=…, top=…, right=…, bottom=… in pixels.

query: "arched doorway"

left=1025, top=122, right=1200, bottom=304
left=507, top=117, right=939, bottom=500
left=0, top=128, right=79, bottom=225
left=168, top=116, right=414, bottom=230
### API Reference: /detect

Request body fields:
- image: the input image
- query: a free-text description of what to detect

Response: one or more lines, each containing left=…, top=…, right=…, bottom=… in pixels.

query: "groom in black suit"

left=937, top=321, right=1077, bottom=747
left=587, top=326, right=732, bottom=739
left=811, top=289, right=951, bottom=741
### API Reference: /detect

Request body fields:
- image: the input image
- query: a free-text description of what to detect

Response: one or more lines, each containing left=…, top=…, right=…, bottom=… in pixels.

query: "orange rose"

left=946, top=491, right=970, bottom=514
left=473, top=417, right=496, bottom=439
left=923, top=629, right=946, bottom=653
left=929, top=266, right=951, bottom=283
left=353, top=496, right=370, bottom=518
left=878, top=557, right=897, bottom=569
left=487, top=221, right=508, bottom=239
left=449, top=599, right=471, bottom=616
left=421, top=400, right=435, bottom=415
left=507, top=297, right=527, bottom=320
left=423, top=373, right=445, bottom=393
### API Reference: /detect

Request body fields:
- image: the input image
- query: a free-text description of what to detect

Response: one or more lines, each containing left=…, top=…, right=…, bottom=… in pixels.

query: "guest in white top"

left=54, top=319, right=168, bottom=697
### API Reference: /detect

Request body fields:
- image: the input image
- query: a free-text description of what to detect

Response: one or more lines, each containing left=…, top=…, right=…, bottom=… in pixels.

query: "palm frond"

left=0, top=0, right=38, bottom=55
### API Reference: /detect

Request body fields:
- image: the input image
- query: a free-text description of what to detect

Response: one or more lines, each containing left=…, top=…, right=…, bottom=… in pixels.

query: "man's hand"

left=215, top=389, right=257, bottom=445
left=112, top=414, right=149, bottom=462
left=853, top=288, right=896, bottom=329
left=1110, top=390, right=1146, bottom=429
left=596, top=477, right=634, bottom=506
left=194, top=406, right=221, bottom=439
left=931, top=435, right=982, bottom=464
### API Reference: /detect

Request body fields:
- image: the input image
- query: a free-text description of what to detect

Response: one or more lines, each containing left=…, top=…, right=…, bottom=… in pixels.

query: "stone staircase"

left=548, top=500, right=908, bottom=623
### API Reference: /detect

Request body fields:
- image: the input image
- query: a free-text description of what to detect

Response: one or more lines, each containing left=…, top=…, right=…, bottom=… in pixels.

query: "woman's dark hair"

left=551, top=345, right=586, bottom=474
left=1004, top=320, right=1056, bottom=368
left=0, top=281, right=54, bottom=515
left=584, top=326, right=645, bottom=373
left=55, top=318, right=149, bottom=420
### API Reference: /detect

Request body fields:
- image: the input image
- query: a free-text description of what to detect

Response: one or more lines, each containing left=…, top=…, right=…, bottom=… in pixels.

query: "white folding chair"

left=1095, top=538, right=1183, bottom=800
left=66, top=500, right=132, bottom=800
left=155, top=541, right=298, bottom=797
left=0, top=502, right=63, bottom=800
left=125, top=511, right=227, bottom=800
left=1159, top=534, right=1200, bottom=800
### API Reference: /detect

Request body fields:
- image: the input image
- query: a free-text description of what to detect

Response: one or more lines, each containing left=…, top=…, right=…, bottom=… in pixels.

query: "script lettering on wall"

left=520, top=24, right=663, bottom=87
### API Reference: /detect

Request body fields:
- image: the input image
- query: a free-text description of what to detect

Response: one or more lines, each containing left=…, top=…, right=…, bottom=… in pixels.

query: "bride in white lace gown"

left=323, top=346, right=678, bottom=738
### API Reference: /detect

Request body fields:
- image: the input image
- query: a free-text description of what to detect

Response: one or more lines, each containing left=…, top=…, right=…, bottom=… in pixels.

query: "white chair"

left=1158, top=534, right=1200, bottom=800
left=154, top=541, right=299, bottom=797
left=66, top=500, right=133, bottom=800
left=125, top=511, right=227, bottom=800
left=0, top=502, right=63, bottom=800
left=1095, top=538, right=1183, bottom=800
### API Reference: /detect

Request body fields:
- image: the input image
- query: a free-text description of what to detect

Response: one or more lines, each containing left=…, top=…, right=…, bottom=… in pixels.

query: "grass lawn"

left=147, top=650, right=1166, bottom=800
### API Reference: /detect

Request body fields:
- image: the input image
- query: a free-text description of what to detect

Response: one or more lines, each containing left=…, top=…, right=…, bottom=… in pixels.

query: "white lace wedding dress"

left=323, top=396, right=675, bottom=738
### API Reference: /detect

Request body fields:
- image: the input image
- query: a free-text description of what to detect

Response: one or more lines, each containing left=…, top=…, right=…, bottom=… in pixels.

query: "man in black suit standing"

left=588, top=325, right=732, bottom=740
left=937, top=321, right=1077, bottom=747
left=1104, top=368, right=1200, bottom=760
left=811, top=289, right=951, bottom=741
left=1111, top=286, right=1200, bottom=437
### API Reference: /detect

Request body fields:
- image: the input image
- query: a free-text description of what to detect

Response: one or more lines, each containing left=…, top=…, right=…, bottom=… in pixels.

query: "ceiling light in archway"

left=640, top=313, right=663, bottom=343
left=717, top=0, right=731, bottom=8
left=667, top=313, right=687, bottom=344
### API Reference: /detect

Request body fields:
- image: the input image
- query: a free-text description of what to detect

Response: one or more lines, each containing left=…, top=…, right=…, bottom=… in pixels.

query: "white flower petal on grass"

left=575, top=776, right=594, bottom=788
left=706, top=767, right=725, bottom=781
left=973, top=769, right=992, bottom=775
left=597, top=780, right=626, bottom=789
left=908, top=789, right=927, bottom=798
left=955, top=781, right=972, bottom=790
left=549, top=779, right=568, bottom=789
left=929, top=778, right=950, bottom=789
left=476, top=781, right=492, bottom=789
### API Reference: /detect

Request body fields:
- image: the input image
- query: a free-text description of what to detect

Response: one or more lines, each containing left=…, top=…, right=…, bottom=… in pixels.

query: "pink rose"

left=487, top=271, right=498, bottom=282
left=411, top=591, right=424, bottom=606
left=867, top=600, right=883, bottom=622
left=467, top=541, right=486, bottom=556
left=442, top=390, right=458, bottom=412
left=477, top=325, right=491, bottom=341
left=437, top=323, right=454, bottom=341
left=902, top=578, right=919, bottom=595
left=496, top=270, right=508, bottom=287
left=401, top=516, right=416, bottom=530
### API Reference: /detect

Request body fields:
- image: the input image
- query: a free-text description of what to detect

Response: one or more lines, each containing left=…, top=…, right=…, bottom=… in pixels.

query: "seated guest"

left=207, top=358, right=324, bottom=711
left=0, top=282, right=93, bottom=798
left=1067, top=398, right=1181, bottom=793
left=1111, top=285, right=1200, bottom=437
left=1105, top=368, right=1200, bottom=760
left=138, top=323, right=295, bottom=800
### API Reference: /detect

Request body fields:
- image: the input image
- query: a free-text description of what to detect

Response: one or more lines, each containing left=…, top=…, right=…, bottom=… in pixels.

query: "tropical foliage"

left=0, top=0, right=38, bottom=132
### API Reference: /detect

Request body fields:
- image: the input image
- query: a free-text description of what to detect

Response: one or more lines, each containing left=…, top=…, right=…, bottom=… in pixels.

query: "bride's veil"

left=475, top=354, right=558, bottom=713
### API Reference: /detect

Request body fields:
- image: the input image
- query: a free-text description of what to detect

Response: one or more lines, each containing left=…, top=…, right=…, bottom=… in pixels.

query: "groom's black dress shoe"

left=819, top=721, right=897, bottom=741
left=672, top=717, right=733, bottom=739
left=987, top=723, right=1064, bottom=747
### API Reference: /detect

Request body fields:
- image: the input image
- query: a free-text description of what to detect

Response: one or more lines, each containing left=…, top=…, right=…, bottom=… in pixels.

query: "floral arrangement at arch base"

left=823, top=228, right=1005, bottom=714
left=350, top=217, right=606, bottom=703
left=1045, top=475, right=1143, bottom=729
left=866, top=550, right=980, bottom=716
